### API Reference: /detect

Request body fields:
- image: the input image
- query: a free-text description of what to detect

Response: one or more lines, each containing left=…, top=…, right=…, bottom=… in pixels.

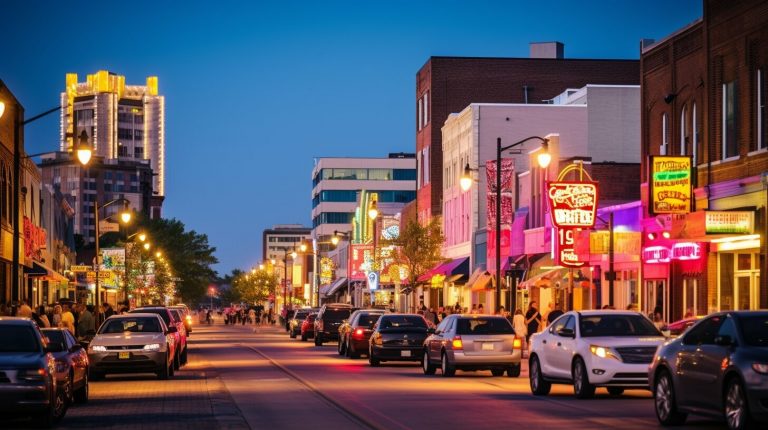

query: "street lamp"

left=368, top=200, right=379, bottom=220
left=143, top=242, right=151, bottom=251
left=461, top=136, right=550, bottom=314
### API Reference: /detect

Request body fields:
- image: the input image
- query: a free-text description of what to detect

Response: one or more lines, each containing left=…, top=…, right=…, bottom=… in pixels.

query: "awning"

left=518, top=268, right=561, bottom=290
left=470, top=273, right=493, bottom=292
left=324, top=277, right=348, bottom=297
left=24, top=263, right=48, bottom=276
left=464, top=268, right=484, bottom=288
left=417, top=257, right=470, bottom=283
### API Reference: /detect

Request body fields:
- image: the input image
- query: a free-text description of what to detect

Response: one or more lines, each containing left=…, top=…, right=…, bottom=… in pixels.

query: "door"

left=429, top=317, right=452, bottom=361
left=695, top=316, right=738, bottom=410
left=677, top=315, right=725, bottom=408
left=551, top=315, right=577, bottom=379
left=682, top=278, right=698, bottom=317
left=643, top=280, right=668, bottom=322
left=543, top=315, right=573, bottom=379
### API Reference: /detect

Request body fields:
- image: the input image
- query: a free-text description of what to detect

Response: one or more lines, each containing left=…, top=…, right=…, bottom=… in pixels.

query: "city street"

left=26, top=319, right=728, bottom=430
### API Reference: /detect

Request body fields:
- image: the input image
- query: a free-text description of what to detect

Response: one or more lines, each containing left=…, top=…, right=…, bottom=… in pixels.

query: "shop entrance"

left=719, top=252, right=760, bottom=311
left=682, top=278, right=702, bottom=316
left=642, top=279, right=668, bottom=322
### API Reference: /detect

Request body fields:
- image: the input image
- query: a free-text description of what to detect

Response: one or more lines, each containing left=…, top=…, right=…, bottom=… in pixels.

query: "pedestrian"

left=17, top=300, right=33, bottom=318
left=249, top=308, right=256, bottom=324
left=477, top=304, right=484, bottom=314
left=61, top=304, right=76, bottom=336
left=653, top=312, right=666, bottom=331
left=52, top=305, right=63, bottom=327
left=497, top=306, right=506, bottom=317
left=524, top=301, right=542, bottom=342
left=35, top=305, right=51, bottom=328
left=77, top=305, right=96, bottom=339
left=104, top=303, right=116, bottom=319
left=423, top=307, right=435, bottom=326
left=470, top=304, right=478, bottom=315
left=626, top=303, right=638, bottom=312
left=512, top=308, right=528, bottom=353
left=547, top=303, right=564, bottom=325
left=454, top=302, right=462, bottom=314
left=684, top=308, right=694, bottom=319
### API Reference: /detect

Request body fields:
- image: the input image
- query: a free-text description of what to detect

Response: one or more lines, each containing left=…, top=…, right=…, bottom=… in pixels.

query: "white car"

left=528, top=310, right=664, bottom=398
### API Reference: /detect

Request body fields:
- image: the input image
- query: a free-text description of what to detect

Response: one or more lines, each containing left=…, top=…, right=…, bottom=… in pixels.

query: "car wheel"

left=338, top=338, right=346, bottom=356
left=725, top=378, right=753, bottom=430
left=529, top=355, right=551, bottom=396
left=491, top=369, right=505, bottom=377
left=654, top=370, right=687, bottom=426
left=173, top=351, right=181, bottom=370
left=74, top=371, right=89, bottom=404
left=181, top=347, right=189, bottom=366
left=368, top=348, right=380, bottom=367
left=157, top=354, right=171, bottom=380
left=422, top=350, right=436, bottom=375
left=441, top=352, right=455, bottom=377
left=35, top=379, right=63, bottom=428
left=53, top=378, right=69, bottom=421
left=314, top=334, right=323, bottom=346
left=607, top=387, right=625, bottom=396
left=572, top=357, right=595, bottom=399
left=507, top=363, right=521, bottom=377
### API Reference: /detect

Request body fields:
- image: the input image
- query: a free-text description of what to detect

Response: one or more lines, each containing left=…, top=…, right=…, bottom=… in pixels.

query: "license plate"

left=482, top=343, right=494, bottom=351
left=401, top=350, right=411, bottom=357
left=118, top=351, right=131, bottom=359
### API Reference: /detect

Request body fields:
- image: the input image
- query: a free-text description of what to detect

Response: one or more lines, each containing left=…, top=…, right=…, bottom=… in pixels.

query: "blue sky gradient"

left=1, top=1, right=702, bottom=274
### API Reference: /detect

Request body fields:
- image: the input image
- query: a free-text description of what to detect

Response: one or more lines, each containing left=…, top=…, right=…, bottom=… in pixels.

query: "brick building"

left=640, top=0, right=768, bottom=321
left=415, top=43, right=640, bottom=223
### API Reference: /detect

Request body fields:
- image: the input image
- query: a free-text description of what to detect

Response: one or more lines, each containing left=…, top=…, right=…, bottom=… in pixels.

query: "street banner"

left=486, top=159, right=514, bottom=274
left=649, top=156, right=692, bottom=214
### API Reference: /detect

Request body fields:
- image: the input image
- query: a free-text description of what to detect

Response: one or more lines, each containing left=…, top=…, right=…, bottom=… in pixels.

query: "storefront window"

left=737, top=253, right=751, bottom=271
left=720, top=254, right=735, bottom=311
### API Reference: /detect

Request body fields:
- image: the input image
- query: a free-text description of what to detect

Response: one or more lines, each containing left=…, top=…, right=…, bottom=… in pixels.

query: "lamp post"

left=94, top=198, right=132, bottom=322
left=462, top=136, right=550, bottom=315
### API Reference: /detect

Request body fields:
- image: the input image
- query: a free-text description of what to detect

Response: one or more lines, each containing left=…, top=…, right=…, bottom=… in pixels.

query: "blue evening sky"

left=1, top=1, right=701, bottom=274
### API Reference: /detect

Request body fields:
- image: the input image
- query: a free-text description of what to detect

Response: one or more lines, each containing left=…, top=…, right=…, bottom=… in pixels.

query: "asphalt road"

left=198, top=321, right=729, bottom=430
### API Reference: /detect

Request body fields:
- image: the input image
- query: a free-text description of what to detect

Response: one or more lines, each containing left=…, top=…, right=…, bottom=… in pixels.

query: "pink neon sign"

left=671, top=242, right=701, bottom=261
left=643, top=242, right=702, bottom=264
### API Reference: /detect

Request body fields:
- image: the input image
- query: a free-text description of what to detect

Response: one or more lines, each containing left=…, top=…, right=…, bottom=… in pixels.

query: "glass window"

left=100, top=317, right=162, bottom=333
left=661, top=113, right=669, bottom=155
left=357, top=314, right=382, bottom=328
left=720, top=254, right=735, bottom=311
left=455, top=317, right=514, bottom=335
left=579, top=314, right=661, bottom=337
left=550, top=315, right=571, bottom=334
left=680, top=105, right=687, bottom=155
left=368, top=169, right=392, bottom=181
left=723, top=80, right=739, bottom=159
left=717, top=316, right=738, bottom=342
left=693, top=103, right=699, bottom=164
left=683, top=315, right=723, bottom=345
left=737, top=315, right=768, bottom=347
left=393, top=169, right=417, bottom=181
left=378, top=315, right=427, bottom=331
left=0, top=326, right=40, bottom=352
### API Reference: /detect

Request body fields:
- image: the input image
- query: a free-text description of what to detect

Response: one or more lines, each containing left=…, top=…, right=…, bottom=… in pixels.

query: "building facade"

left=60, top=70, right=165, bottom=219
left=310, top=153, right=416, bottom=251
left=415, top=43, right=640, bottom=224
left=640, top=0, right=768, bottom=322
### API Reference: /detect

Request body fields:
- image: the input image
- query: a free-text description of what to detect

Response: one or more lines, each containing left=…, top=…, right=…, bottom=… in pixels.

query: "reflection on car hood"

left=583, top=336, right=665, bottom=347
left=0, top=352, right=45, bottom=368
left=91, top=333, right=165, bottom=346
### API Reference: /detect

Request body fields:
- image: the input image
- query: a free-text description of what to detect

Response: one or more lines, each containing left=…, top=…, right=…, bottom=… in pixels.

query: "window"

left=422, top=148, right=430, bottom=185
left=393, top=169, right=416, bottom=181
left=692, top=103, right=699, bottom=164
left=722, top=80, right=739, bottom=159
left=717, top=316, right=738, bottom=343
left=134, top=147, right=144, bottom=158
left=550, top=315, right=571, bottom=334
left=661, top=113, right=669, bottom=155
left=417, top=98, right=423, bottom=131
left=683, top=315, right=723, bottom=345
left=367, top=169, right=392, bottom=180
left=456, top=317, right=514, bottom=335
left=118, top=128, right=133, bottom=139
left=759, top=69, right=767, bottom=150
left=578, top=314, right=661, bottom=337
left=423, top=91, right=429, bottom=128
left=118, top=145, right=130, bottom=157
left=680, top=105, right=688, bottom=155
left=416, top=152, right=422, bottom=189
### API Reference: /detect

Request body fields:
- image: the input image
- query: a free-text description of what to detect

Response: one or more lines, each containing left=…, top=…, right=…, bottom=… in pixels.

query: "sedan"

left=289, top=309, right=311, bottom=339
left=529, top=310, right=664, bottom=398
left=300, top=313, right=317, bottom=341
left=42, top=328, right=89, bottom=404
left=338, top=309, right=384, bottom=358
left=88, top=314, right=177, bottom=380
left=650, top=311, right=768, bottom=430
left=130, top=306, right=187, bottom=369
left=422, top=315, right=523, bottom=377
left=169, top=305, right=193, bottom=335
left=369, top=314, right=430, bottom=366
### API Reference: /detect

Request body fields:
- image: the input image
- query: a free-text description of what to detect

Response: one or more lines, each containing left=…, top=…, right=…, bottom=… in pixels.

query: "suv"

left=314, top=303, right=354, bottom=346
left=130, top=306, right=188, bottom=368
left=0, top=318, right=67, bottom=427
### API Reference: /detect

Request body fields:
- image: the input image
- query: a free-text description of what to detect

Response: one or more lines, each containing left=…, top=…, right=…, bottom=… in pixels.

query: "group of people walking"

left=0, top=299, right=120, bottom=341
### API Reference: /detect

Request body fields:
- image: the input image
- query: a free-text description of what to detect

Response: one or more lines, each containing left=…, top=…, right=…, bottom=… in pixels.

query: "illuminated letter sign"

left=642, top=246, right=671, bottom=264
left=649, top=156, right=692, bottom=214
left=671, top=242, right=701, bottom=261
left=705, top=211, right=754, bottom=234
left=555, top=227, right=585, bottom=268
left=546, top=182, right=598, bottom=228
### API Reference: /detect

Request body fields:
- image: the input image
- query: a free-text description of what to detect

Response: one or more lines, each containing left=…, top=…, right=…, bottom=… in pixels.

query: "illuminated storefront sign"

left=348, top=244, right=374, bottom=280
left=643, top=243, right=703, bottom=264
left=649, top=156, right=692, bottom=214
left=671, top=242, right=701, bottom=260
left=319, top=257, right=335, bottom=285
left=705, top=211, right=754, bottom=234
left=555, top=227, right=585, bottom=268
left=642, top=246, right=670, bottom=263
left=547, top=182, right=598, bottom=228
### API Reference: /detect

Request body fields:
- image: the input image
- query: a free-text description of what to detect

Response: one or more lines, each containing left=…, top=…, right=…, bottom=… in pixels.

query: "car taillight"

left=353, top=328, right=364, bottom=339
left=451, top=336, right=463, bottom=350
left=513, top=337, right=522, bottom=350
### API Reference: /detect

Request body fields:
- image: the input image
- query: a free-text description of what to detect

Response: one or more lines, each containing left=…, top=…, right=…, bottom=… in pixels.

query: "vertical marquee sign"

left=547, top=181, right=599, bottom=268
left=649, top=156, right=692, bottom=214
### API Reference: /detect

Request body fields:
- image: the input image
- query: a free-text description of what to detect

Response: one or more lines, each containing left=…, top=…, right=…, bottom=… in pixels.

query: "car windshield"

left=0, top=326, right=41, bottom=353
left=100, top=317, right=162, bottom=334
left=378, top=316, right=427, bottom=332
left=131, top=309, right=171, bottom=326
left=42, top=330, right=66, bottom=345
left=170, top=310, right=182, bottom=322
left=579, top=314, right=661, bottom=337
left=357, top=314, right=382, bottom=328
left=294, top=311, right=309, bottom=319
left=738, top=315, right=768, bottom=347
left=323, top=309, right=351, bottom=320
left=456, top=317, right=514, bottom=335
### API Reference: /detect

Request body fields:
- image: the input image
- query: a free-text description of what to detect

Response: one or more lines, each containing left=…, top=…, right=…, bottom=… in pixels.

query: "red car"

left=662, top=315, right=705, bottom=337
left=300, top=313, right=317, bottom=342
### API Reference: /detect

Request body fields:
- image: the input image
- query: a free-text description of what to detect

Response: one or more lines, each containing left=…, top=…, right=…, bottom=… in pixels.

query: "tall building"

left=261, top=224, right=312, bottom=307
left=639, top=0, right=768, bottom=322
left=60, top=70, right=165, bottom=218
left=415, top=43, right=640, bottom=223
left=262, top=224, right=312, bottom=262
left=311, top=153, right=416, bottom=251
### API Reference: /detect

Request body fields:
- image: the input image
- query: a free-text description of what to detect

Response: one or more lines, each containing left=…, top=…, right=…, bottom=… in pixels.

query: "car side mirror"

left=714, top=335, right=733, bottom=346
left=167, top=326, right=178, bottom=334
left=557, top=328, right=575, bottom=338
left=427, top=327, right=436, bottom=334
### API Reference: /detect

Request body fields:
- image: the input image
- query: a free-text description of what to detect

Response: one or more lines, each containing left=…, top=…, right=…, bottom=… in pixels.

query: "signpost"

left=547, top=181, right=598, bottom=268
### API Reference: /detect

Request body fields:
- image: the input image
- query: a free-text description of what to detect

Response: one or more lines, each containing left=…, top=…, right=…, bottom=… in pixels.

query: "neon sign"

left=555, top=227, right=585, bottom=268
left=643, top=243, right=703, bottom=264
left=642, top=246, right=670, bottom=264
left=547, top=182, right=598, bottom=228
left=671, top=242, right=701, bottom=261
left=649, top=156, right=692, bottom=214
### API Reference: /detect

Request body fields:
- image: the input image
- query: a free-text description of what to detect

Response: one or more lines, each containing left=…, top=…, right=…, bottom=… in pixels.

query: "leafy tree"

left=231, top=269, right=278, bottom=305
left=147, top=258, right=175, bottom=304
left=384, top=217, right=445, bottom=287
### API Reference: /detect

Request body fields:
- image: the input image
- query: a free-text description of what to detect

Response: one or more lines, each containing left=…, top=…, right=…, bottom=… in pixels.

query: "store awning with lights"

left=320, top=277, right=348, bottom=297
left=24, top=261, right=68, bottom=282
left=469, top=272, right=494, bottom=291
left=417, top=257, right=470, bottom=284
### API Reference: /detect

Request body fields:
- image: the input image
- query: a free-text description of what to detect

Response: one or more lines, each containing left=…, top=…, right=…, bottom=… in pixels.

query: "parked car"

left=650, top=311, right=768, bottom=430
left=301, top=313, right=318, bottom=341
left=369, top=314, right=431, bottom=366
left=338, top=309, right=385, bottom=358
left=529, top=310, right=664, bottom=398
left=0, top=318, right=67, bottom=427
left=130, top=306, right=188, bottom=368
left=422, top=314, right=523, bottom=377
left=88, top=313, right=177, bottom=380
left=289, top=309, right=311, bottom=339
left=42, top=328, right=89, bottom=404
left=661, top=315, right=705, bottom=338
left=314, top=303, right=354, bottom=346
left=169, top=304, right=193, bottom=335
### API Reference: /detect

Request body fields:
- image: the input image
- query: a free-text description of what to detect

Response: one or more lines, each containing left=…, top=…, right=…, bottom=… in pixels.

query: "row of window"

left=117, top=112, right=144, bottom=123
left=117, top=128, right=144, bottom=140
left=312, top=212, right=354, bottom=227
left=311, top=190, right=416, bottom=208
left=118, top=145, right=144, bottom=158
left=267, top=236, right=306, bottom=243
left=312, top=168, right=416, bottom=186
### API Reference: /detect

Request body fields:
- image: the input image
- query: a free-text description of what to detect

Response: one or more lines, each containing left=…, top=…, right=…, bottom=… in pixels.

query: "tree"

left=385, top=217, right=445, bottom=287
left=231, top=269, right=278, bottom=305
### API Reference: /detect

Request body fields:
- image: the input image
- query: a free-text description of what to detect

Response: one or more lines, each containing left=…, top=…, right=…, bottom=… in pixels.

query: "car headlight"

left=18, top=368, right=47, bottom=381
left=752, top=363, right=768, bottom=374
left=90, top=345, right=107, bottom=352
left=590, top=345, right=620, bottom=360
left=143, top=343, right=161, bottom=351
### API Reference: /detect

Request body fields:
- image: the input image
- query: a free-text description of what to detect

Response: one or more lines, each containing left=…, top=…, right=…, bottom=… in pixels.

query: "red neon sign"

left=555, top=227, right=585, bottom=268
left=642, top=246, right=670, bottom=264
left=671, top=242, right=702, bottom=261
left=547, top=182, right=598, bottom=228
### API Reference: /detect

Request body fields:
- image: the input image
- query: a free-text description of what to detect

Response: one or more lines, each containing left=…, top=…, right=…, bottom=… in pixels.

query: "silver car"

left=422, top=315, right=523, bottom=377
left=87, top=313, right=177, bottom=380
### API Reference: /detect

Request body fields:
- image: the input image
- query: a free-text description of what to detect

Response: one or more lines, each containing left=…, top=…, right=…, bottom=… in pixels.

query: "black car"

left=42, top=328, right=89, bottom=404
left=650, top=311, right=768, bottom=430
left=368, top=314, right=431, bottom=366
left=0, top=317, right=67, bottom=427
left=289, top=309, right=311, bottom=339
left=314, top=303, right=354, bottom=346
left=338, top=309, right=385, bottom=358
